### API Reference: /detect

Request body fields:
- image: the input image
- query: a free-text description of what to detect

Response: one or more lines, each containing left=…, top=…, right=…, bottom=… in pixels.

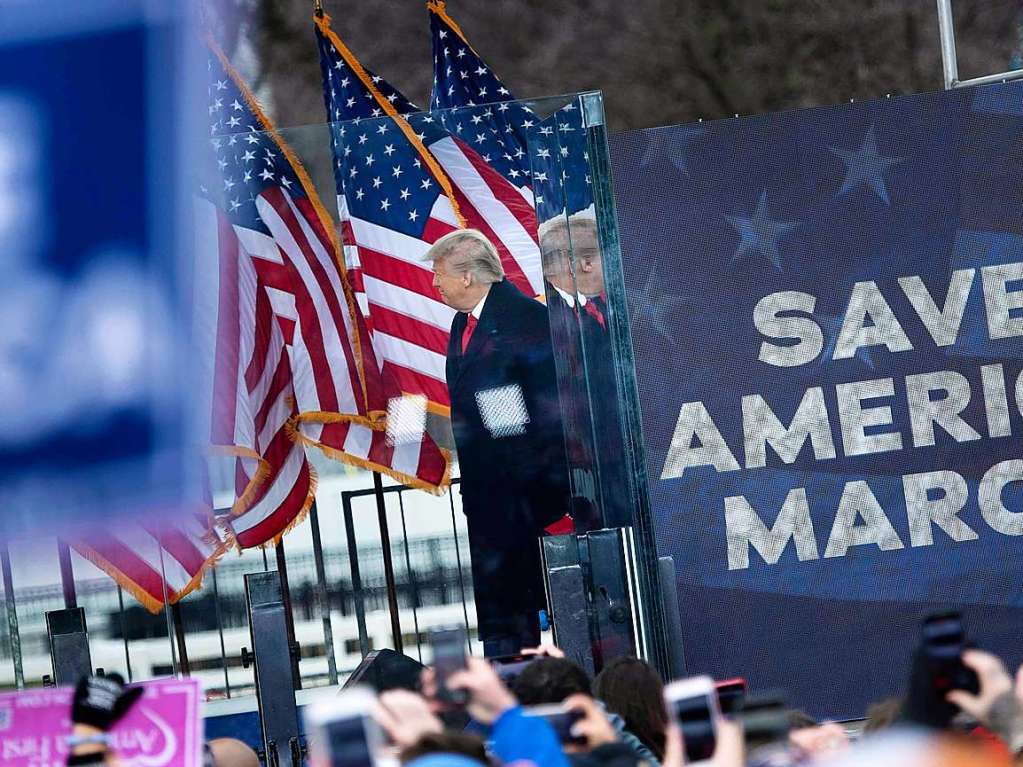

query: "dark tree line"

left=210, top=0, right=1022, bottom=134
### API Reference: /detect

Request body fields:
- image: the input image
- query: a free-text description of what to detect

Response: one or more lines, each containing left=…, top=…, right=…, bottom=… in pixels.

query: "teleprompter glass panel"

left=524, top=93, right=667, bottom=670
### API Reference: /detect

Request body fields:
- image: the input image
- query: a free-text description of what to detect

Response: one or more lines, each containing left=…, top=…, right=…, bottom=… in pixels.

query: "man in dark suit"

left=424, top=229, right=570, bottom=656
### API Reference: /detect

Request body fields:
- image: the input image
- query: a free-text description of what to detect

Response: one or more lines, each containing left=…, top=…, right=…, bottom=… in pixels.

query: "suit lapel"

left=450, top=281, right=504, bottom=391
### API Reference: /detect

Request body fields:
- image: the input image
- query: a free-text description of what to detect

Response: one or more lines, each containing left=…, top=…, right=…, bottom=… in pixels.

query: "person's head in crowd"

left=592, top=656, right=667, bottom=760
left=207, top=738, right=260, bottom=767
left=539, top=213, right=603, bottom=298
left=511, top=656, right=592, bottom=705
left=399, top=732, right=489, bottom=765
left=424, top=229, right=504, bottom=311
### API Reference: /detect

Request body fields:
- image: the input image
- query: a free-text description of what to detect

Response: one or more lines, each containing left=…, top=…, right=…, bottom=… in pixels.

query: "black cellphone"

left=922, top=611, right=979, bottom=695
left=736, top=692, right=791, bottom=745
left=523, top=704, right=587, bottom=746
left=490, top=653, right=534, bottom=687
left=714, top=677, right=747, bottom=717
left=429, top=626, right=468, bottom=705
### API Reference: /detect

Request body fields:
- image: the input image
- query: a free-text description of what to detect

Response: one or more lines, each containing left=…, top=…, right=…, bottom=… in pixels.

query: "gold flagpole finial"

left=314, top=0, right=324, bottom=17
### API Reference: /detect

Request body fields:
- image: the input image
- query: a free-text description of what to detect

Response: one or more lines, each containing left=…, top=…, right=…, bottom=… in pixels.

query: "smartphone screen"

left=305, top=689, right=382, bottom=767
left=324, top=716, right=374, bottom=767
left=666, top=677, right=720, bottom=764
left=430, top=627, right=468, bottom=703
left=922, top=614, right=964, bottom=659
left=523, top=704, right=586, bottom=746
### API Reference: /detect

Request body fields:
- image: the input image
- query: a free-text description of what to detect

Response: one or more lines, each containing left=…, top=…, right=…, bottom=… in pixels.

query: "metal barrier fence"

left=341, top=477, right=476, bottom=660
left=0, top=471, right=476, bottom=697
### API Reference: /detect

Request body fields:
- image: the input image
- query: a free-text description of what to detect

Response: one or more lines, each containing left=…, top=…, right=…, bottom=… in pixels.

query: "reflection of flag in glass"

left=314, top=12, right=543, bottom=413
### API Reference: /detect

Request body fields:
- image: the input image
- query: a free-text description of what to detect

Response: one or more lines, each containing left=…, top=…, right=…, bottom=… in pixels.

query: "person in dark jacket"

left=540, top=214, right=631, bottom=530
left=424, top=229, right=570, bottom=656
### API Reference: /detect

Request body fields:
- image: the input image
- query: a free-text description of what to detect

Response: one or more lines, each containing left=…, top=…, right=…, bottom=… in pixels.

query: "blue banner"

left=610, top=83, right=1023, bottom=718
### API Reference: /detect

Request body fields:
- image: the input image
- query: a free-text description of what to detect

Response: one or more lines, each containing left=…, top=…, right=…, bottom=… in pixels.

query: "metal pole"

left=372, top=473, right=403, bottom=653
left=308, top=501, right=338, bottom=685
left=156, top=546, right=179, bottom=677
left=57, top=540, right=77, bottom=609
left=397, top=491, right=422, bottom=662
left=170, top=602, right=191, bottom=676
left=1, top=544, right=24, bottom=689
left=274, top=539, right=302, bottom=690
left=954, top=69, right=1023, bottom=88
left=936, top=0, right=959, bottom=89
left=448, top=489, right=474, bottom=655
left=342, top=496, right=370, bottom=655
left=211, top=568, right=232, bottom=698
left=116, top=587, right=133, bottom=682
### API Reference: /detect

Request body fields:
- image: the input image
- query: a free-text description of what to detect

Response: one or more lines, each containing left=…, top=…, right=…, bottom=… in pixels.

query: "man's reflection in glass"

left=540, top=213, right=631, bottom=528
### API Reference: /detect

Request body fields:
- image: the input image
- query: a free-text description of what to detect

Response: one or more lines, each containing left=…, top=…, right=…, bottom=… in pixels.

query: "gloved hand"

left=71, top=673, right=144, bottom=732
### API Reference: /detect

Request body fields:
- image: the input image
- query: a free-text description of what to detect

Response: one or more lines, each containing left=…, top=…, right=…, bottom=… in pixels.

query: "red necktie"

left=461, top=313, right=478, bottom=353
left=583, top=300, right=605, bottom=329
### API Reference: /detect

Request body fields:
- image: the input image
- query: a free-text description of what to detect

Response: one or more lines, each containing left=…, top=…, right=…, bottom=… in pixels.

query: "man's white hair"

left=538, top=211, right=599, bottom=270
left=423, top=228, right=504, bottom=284
left=538, top=211, right=598, bottom=248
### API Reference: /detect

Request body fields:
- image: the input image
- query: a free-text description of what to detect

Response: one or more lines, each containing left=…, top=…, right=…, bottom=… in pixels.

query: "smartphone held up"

left=665, top=675, right=722, bottom=765
left=305, top=688, right=389, bottom=767
left=429, top=626, right=469, bottom=706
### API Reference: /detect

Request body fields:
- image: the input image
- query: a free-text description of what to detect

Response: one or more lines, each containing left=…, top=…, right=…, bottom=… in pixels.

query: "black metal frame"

left=341, top=476, right=475, bottom=659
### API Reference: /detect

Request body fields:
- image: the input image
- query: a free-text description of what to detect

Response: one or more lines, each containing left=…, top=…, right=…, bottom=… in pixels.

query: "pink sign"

left=0, top=677, right=203, bottom=767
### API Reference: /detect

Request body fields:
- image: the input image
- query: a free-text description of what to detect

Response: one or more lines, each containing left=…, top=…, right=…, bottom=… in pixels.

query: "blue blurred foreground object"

left=0, top=1, right=199, bottom=536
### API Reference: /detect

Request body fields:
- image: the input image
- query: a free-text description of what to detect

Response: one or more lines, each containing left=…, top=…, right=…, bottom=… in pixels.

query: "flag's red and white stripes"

left=73, top=510, right=225, bottom=613
left=252, top=186, right=449, bottom=490
left=198, top=193, right=318, bottom=550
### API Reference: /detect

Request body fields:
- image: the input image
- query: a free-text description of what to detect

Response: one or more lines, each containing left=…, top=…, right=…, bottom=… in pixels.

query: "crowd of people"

left=65, top=639, right=1023, bottom=767
left=363, top=645, right=1023, bottom=767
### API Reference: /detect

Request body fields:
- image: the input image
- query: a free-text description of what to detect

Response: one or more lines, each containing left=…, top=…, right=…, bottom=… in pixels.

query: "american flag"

left=314, top=12, right=543, bottom=413
left=72, top=500, right=226, bottom=613
left=427, top=0, right=534, bottom=188
left=427, top=1, right=593, bottom=223
left=198, top=43, right=448, bottom=509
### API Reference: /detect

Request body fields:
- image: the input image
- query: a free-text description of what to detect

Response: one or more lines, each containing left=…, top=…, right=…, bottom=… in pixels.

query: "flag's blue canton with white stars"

left=316, top=26, right=419, bottom=124
left=315, top=21, right=439, bottom=235
left=332, top=111, right=451, bottom=239
left=202, top=56, right=306, bottom=235
left=428, top=6, right=534, bottom=186
left=526, top=101, right=593, bottom=221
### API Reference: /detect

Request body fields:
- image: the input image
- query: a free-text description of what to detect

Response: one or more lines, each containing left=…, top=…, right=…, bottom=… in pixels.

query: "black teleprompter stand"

left=543, top=527, right=685, bottom=676
left=243, top=570, right=303, bottom=767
